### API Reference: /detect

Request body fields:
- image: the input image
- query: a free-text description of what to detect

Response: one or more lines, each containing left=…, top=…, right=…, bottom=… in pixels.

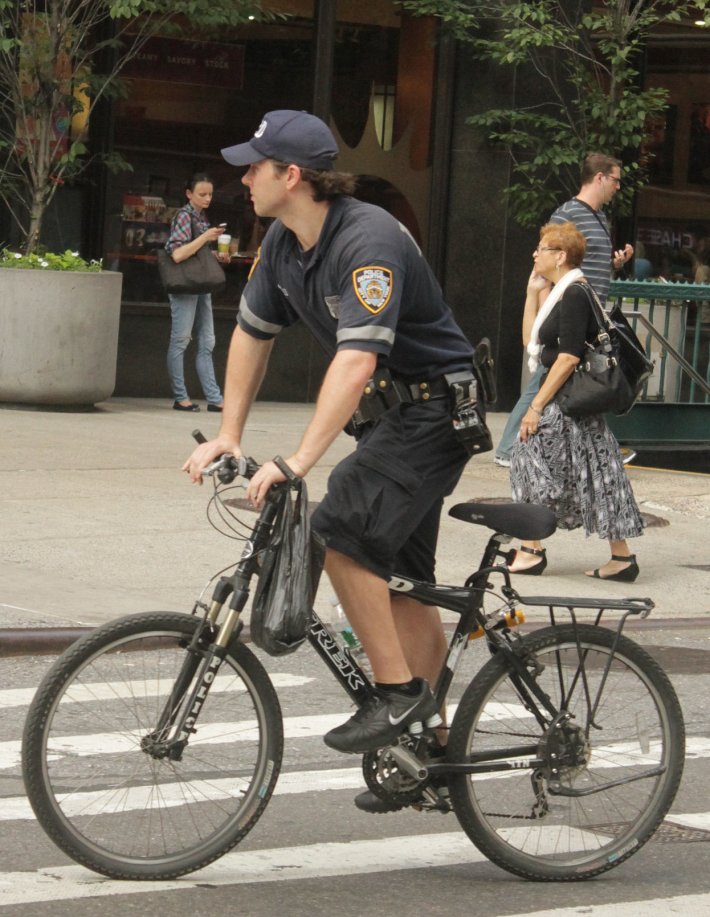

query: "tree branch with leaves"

left=403, top=0, right=710, bottom=227
left=0, top=0, right=277, bottom=254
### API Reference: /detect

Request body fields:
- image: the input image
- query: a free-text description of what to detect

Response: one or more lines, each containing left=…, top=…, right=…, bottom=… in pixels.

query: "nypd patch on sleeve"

left=352, top=266, right=393, bottom=314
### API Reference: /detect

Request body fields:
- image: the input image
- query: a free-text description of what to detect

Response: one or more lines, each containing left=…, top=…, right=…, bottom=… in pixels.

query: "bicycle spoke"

left=23, top=613, right=283, bottom=879
left=448, top=625, right=684, bottom=880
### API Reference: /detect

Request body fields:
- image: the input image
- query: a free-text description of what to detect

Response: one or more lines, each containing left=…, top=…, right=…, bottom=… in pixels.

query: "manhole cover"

left=593, top=821, right=710, bottom=844
left=649, top=822, right=710, bottom=844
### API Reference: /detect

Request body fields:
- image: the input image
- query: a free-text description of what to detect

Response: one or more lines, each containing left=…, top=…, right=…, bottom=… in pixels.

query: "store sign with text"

left=124, top=38, right=244, bottom=89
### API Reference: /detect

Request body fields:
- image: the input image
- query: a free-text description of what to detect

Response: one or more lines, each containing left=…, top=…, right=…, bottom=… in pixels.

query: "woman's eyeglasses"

left=534, top=246, right=560, bottom=254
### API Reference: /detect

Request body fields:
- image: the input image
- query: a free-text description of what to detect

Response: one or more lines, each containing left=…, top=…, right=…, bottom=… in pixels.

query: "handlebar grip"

left=192, top=430, right=207, bottom=445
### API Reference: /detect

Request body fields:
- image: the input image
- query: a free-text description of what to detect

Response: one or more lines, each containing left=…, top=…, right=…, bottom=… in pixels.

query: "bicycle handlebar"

left=203, top=454, right=259, bottom=484
left=192, top=429, right=259, bottom=484
left=191, top=431, right=302, bottom=490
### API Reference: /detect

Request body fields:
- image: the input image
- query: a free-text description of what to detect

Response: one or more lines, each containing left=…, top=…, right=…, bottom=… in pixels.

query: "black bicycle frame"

left=148, top=485, right=288, bottom=753
left=152, top=477, right=655, bottom=783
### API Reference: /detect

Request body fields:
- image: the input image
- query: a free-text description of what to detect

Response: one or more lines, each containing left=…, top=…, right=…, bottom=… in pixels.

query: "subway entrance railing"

left=606, top=280, right=710, bottom=470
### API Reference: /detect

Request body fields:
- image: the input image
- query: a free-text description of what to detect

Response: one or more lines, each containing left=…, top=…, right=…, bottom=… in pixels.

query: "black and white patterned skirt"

left=510, top=402, right=644, bottom=541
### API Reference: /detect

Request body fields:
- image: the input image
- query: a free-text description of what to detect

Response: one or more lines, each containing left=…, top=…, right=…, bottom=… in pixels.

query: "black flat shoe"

left=173, top=401, right=200, bottom=412
left=354, top=790, right=406, bottom=814
left=508, top=546, right=547, bottom=576
left=588, top=554, right=639, bottom=582
left=207, top=403, right=223, bottom=413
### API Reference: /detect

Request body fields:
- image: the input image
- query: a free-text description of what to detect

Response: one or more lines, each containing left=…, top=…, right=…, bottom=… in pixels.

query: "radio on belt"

left=444, top=371, right=493, bottom=456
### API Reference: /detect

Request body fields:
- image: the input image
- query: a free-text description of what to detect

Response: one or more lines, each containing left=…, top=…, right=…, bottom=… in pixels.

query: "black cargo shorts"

left=311, top=399, right=470, bottom=582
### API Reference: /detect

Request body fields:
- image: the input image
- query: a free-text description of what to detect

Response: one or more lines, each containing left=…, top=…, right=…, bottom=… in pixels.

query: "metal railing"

left=608, top=280, right=710, bottom=405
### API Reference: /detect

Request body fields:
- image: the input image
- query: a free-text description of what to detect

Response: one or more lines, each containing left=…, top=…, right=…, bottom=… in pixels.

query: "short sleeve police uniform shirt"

left=237, top=197, right=473, bottom=380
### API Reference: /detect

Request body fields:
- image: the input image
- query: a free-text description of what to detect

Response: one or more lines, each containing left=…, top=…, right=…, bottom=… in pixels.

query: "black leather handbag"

left=556, top=283, right=654, bottom=418
left=157, top=212, right=225, bottom=295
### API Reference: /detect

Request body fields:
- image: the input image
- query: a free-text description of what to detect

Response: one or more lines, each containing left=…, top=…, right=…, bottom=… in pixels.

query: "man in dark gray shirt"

left=549, top=153, right=633, bottom=302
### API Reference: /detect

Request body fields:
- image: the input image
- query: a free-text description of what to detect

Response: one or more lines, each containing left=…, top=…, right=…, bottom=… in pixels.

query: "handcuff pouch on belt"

left=345, top=367, right=493, bottom=456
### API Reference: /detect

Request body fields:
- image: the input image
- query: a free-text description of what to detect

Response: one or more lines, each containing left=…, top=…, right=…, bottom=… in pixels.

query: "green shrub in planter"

left=0, top=249, right=102, bottom=272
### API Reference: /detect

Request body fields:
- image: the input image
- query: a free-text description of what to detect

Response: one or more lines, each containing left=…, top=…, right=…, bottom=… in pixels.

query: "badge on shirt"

left=353, top=266, right=393, bottom=314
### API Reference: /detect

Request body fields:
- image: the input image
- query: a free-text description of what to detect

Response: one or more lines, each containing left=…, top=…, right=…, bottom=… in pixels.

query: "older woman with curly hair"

left=507, top=222, right=644, bottom=581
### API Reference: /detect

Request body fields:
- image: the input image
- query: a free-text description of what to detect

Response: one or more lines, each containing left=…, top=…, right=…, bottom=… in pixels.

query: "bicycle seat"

left=448, top=501, right=557, bottom=540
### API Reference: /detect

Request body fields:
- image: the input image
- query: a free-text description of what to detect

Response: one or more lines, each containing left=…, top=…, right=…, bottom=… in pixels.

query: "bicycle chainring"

left=361, top=741, right=429, bottom=805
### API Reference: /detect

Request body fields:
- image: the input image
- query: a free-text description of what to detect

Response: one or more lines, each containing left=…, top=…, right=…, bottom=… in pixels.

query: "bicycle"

left=22, top=440, right=685, bottom=883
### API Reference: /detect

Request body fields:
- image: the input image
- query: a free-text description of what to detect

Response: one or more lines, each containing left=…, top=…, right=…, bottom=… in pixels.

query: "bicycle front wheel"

left=448, top=624, right=684, bottom=881
left=23, top=612, right=283, bottom=880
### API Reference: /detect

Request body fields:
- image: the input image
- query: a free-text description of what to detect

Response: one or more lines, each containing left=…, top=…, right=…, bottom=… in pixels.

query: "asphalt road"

left=1, top=615, right=708, bottom=917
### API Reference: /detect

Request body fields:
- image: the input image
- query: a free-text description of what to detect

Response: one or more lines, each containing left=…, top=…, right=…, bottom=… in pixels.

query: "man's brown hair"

left=581, top=152, right=621, bottom=185
left=271, top=161, right=357, bottom=201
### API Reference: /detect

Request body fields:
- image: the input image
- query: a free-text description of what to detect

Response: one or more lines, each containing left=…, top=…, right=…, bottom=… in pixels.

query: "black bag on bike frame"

left=250, top=477, right=325, bottom=656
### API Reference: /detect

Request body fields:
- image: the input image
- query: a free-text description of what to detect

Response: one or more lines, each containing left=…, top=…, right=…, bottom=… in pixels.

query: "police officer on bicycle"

left=184, top=111, right=488, bottom=790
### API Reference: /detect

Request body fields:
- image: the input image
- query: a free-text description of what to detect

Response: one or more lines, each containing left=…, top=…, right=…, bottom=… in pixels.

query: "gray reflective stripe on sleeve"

left=239, top=301, right=284, bottom=335
left=337, top=326, right=395, bottom=346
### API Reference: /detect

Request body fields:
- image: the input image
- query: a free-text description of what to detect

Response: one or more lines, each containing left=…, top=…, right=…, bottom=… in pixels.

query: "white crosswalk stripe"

left=0, top=834, right=487, bottom=906
left=1, top=766, right=367, bottom=821
left=0, top=836, right=709, bottom=909
left=0, top=702, right=470, bottom=770
left=0, top=672, right=314, bottom=709
left=3, top=714, right=709, bottom=772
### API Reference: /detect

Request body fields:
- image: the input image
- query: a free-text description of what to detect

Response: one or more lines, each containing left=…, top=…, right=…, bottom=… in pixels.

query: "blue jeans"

left=495, top=365, right=544, bottom=460
left=166, top=293, right=222, bottom=404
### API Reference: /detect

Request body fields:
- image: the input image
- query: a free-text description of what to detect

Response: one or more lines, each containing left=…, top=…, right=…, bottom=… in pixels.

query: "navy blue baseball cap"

left=221, top=110, right=339, bottom=170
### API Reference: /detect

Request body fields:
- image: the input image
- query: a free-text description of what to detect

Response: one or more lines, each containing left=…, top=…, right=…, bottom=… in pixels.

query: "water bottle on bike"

left=328, top=595, right=372, bottom=678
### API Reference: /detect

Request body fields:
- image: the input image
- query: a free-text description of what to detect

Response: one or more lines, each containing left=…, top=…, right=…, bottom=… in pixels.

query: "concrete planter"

left=0, top=268, right=123, bottom=406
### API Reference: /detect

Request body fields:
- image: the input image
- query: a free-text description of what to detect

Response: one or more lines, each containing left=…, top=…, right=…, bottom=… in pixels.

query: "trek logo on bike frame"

left=310, top=617, right=367, bottom=693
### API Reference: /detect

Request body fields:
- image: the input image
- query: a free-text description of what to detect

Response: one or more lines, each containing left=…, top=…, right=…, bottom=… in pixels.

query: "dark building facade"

left=8, top=1, right=709, bottom=408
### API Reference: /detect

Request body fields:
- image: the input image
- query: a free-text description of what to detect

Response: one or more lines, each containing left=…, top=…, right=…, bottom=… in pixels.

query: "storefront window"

left=105, top=11, right=315, bottom=304
left=636, top=22, right=710, bottom=285
left=104, top=1, right=436, bottom=303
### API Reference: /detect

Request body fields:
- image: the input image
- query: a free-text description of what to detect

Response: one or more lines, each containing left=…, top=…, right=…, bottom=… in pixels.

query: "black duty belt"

left=345, top=369, right=452, bottom=439
left=362, top=372, right=450, bottom=405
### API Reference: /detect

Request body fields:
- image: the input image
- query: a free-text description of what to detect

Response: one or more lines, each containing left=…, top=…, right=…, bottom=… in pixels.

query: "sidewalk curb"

left=0, top=628, right=93, bottom=657
left=1, top=616, right=708, bottom=657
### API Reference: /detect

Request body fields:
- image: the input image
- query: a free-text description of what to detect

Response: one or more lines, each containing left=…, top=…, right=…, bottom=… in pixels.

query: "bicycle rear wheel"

left=23, top=612, right=283, bottom=880
left=448, top=624, right=684, bottom=881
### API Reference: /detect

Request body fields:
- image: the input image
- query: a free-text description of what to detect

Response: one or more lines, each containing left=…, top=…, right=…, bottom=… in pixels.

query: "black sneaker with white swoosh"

left=324, top=678, right=442, bottom=754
